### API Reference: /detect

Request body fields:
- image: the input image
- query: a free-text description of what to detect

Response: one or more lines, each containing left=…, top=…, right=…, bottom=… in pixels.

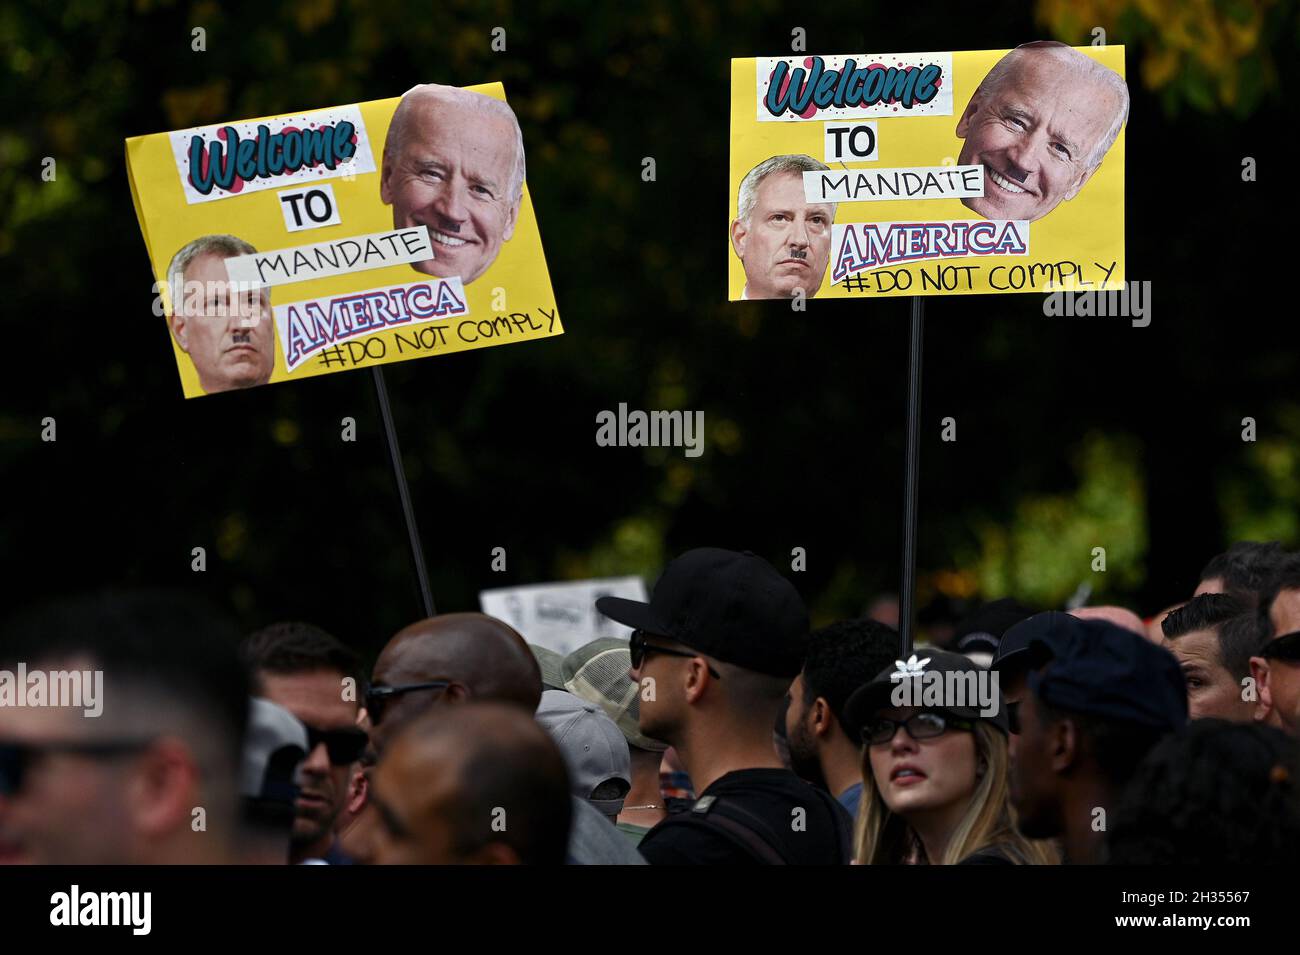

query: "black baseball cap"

left=1260, top=630, right=1300, bottom=661
left=595, top=548, right=808, bottom=677
left=843, top=648, right=1010, bottom=738
left=1026, top=619, right=1187, bottom=731
left=954, top=598, right=1036, bottom=655
left=991, top=611, right=1082, bottom=674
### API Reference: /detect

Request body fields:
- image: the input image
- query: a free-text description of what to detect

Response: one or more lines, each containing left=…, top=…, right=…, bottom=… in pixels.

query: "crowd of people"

left=1, top=541, right=1299, bottom=865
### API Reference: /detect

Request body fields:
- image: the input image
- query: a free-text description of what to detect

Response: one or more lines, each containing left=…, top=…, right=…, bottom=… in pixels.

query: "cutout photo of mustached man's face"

left=731, top=171, right=833, bottom=299
left=956, top=50, right=1125, bottom=223
left=171, top=252, right=275, bottom=394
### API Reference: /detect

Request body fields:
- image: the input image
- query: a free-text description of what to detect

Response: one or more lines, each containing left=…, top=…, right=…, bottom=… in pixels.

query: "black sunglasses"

left=1007, top=700, right=1022, bottom=735
left=862, top=711, right=974, bottom=747
left=630, top=630, right=721, bottom=679
left=0, top=738, right=154, bottom=796
left=304, top=725, right=369, bottom=765
left=364, top=681, right=451, bottom=724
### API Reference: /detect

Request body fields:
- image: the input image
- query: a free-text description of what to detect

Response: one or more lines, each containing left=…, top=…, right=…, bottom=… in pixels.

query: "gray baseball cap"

left=241, top=698, right=308, bottom=815
left=535, top=689, right=631, bottom=817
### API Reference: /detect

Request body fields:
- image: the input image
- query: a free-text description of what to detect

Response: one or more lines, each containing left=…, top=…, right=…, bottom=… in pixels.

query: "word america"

left=832, top=220, right=1028, bottom=283
left=766, top=56, right=943, bottom=117
left=188, top=121, right=357, bottom=195
left=279, top=278, right=467, bottom=370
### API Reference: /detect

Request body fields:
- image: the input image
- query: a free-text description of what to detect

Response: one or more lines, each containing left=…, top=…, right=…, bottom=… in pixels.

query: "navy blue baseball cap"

left=991, top=611, right=1082, bottom=674
left=1026, top=619, right=1187, bottom=730
left=595, top=548, right=808, bottom=677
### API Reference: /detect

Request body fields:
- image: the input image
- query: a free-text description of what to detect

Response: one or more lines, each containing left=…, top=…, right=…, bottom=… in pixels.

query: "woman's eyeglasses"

left=862, top=711, right=974, bottom=746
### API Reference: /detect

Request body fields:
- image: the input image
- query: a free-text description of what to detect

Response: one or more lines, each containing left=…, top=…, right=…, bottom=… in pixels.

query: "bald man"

left=354, top=612, right=644, bottom=864
left=956, top=41, right=1128, bottom=223
left=381, top=83, right=526, bottom=284
left=369, top=704, right=571, bottom=864
left=1070, top=605, right=1152, bottom=642
left=366, top=612, right=541, bottom=751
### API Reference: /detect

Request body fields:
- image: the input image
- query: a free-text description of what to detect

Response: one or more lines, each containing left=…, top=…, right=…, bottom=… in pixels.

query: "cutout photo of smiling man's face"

left=956, top=43, right=1128, bottom=223
left=381, top=84, right=525, bottom=286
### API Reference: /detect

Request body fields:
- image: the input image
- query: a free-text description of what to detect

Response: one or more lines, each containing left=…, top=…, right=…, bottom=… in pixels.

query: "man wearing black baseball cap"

left=597, top=548, right=852, bottom=864
left=1009, top=617, right=1187, bottom=863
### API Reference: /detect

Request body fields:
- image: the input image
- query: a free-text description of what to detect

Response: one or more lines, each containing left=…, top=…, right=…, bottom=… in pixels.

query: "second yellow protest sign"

left=728, top=44, right=1127, bottom=300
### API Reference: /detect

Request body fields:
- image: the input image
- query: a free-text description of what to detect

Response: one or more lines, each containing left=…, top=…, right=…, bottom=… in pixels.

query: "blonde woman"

left=843, top=649, right=1057, bottom=865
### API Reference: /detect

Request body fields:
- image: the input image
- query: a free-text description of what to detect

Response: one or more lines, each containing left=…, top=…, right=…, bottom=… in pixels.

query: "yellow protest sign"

left=127, top=82, right=562, bottom=398
left=728, top=45, right=1126, bottom=300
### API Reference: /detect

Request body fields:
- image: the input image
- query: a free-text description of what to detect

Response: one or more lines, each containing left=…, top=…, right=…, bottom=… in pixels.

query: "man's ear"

left=128, top=738, right=201, bottom=841
left=811, top=697, right=834, bottom=739
left=444, top=682, right=472, bottom=705
left=1049, top=717, right=1078, bottom=773
left=346, top=767, right=368, bottom=815
left=379, top=151, right=394, bottom=205
left=1251, top=657, right=1273, bottom=723
left=468, top=841, right=522, bottom=865
left=955, top=95, right=981, bottom=138
left=683, top=658, right=714, bottom=704
left=502, top=200, right=520, bottom=243
left=730, top=218, right=749, bottom=258
left=170, top=310, right=189, bottom=352
left=1063, top=163, right=1100, bottom=202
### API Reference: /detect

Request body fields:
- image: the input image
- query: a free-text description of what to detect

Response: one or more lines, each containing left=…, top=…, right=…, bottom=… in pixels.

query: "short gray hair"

left=165, top=234, right=258, bottom=316
left=385, top=83, right=527, bottom=206
left=736, top=154, right=835, bottom=223
left=976, top=41, right=1130, bottom=171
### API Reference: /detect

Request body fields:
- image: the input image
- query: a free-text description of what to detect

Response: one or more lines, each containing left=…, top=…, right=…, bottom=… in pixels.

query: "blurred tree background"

left=0, top=0, right=1294, bottom=653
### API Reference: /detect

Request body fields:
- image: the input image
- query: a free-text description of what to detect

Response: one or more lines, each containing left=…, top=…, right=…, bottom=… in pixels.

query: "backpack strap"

left=690, top=795, right=790, bottom=865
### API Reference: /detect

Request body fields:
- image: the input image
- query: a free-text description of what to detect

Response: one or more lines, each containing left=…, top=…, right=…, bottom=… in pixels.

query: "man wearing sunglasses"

left=242, top=622, right=368, bottom=864
left=359, top=612, right=645, bottom=865
left=0, top=591, right=249, bottom=864
left=598, top=547, right=852, bottom=865
left=1250, top=553, right=1300, bottom=737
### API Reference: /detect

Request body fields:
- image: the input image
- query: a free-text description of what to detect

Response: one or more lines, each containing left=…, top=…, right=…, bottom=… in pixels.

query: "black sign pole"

left=899, top=296, right=925, bottom=657
left=370, top=366, right=436, bottom=618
